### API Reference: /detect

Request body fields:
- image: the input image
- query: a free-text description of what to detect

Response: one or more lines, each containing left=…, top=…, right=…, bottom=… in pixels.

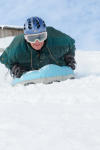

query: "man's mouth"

left=35, top=45, right=41, bottom=47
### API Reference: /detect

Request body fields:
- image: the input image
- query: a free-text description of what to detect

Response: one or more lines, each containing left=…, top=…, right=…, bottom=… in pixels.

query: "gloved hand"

left=64, top=55, right=76, bottom=70
left=11, top=64, right=26, bottom=78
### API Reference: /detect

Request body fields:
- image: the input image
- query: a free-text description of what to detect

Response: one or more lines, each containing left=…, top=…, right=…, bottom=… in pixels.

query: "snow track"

left=0, top=48, right=100, bottom=149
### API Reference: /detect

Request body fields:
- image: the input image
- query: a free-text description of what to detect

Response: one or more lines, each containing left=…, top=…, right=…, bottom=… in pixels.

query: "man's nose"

left=35, top=39, right=39, bottom=43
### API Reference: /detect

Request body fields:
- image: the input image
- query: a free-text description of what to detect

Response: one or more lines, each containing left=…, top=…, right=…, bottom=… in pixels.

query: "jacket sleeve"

left=0, top=50, right=10, bottom=68
left=59, top=38, right=76, bottom=66
left=0, top=37, right=19, bottom=69
left=67, top=39, right=76, bottom=57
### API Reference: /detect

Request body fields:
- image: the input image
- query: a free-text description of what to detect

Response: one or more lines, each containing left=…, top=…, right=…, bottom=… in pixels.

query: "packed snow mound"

left=0, top=51, right=100, bottom=103
left=0, top=50, right=100, bottom=103
left=0, top=25, right=23, bottom=29
left=0, top=36, right=14, bottom=50
left=0, top=35, right=100, bottom=150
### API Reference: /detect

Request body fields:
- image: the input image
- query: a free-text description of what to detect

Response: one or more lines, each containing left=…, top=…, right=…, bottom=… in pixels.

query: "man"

left=0, top=16, right=76, bottom=78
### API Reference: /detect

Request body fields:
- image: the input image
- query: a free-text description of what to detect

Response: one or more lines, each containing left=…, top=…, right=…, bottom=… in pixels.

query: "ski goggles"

left=24, top=32, right=47, bottom=43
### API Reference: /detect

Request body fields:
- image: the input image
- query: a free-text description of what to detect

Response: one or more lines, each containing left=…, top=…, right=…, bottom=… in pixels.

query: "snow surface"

left=0, top=36, right=100, bottom=150
left=0, top=36, right=14, bottom=50
left=0, top=25, right=23, bottom=29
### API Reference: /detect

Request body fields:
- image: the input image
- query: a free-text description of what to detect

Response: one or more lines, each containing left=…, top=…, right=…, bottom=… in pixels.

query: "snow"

left=0, top=25, right=23, bottom=29
left=0, top=36, right=100, bottom=150
left=0, top=36, right=14, bottom=50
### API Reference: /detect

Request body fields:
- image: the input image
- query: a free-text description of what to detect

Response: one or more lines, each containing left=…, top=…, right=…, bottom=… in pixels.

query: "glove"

left=64, top=55, right=76, bottom=70
left=11, top=64, right=26, bottom=78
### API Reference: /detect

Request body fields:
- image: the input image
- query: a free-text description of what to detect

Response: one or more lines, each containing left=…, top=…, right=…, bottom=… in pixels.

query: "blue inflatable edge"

left=11, top=64, right=74, bottom=86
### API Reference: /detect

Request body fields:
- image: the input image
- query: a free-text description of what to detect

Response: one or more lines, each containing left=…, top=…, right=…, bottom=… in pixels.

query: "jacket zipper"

left=30, top=50, right=35, bottom=70
left=46, top=46, right=59, bottom=65
left=30, top=47, right=59, bottom=70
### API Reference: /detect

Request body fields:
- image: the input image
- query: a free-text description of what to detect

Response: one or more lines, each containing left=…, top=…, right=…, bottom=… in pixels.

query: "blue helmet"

left=24, top=16, right=46, bottom=35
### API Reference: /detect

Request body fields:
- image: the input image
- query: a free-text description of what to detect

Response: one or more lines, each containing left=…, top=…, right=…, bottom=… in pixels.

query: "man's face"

left=30, top=40, right=44, bottom=50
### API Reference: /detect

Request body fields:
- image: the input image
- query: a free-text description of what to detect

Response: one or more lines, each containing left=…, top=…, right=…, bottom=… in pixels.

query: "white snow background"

left=0, top=37, right=100, bottom=150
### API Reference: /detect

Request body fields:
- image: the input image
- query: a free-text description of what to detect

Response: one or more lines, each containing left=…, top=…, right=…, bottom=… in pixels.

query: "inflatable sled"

left=11, top=64, right=75, bottom=86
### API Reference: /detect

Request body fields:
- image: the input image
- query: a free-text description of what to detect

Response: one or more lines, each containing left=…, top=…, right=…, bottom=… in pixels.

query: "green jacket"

left=0, top=26, right=76, bottom=70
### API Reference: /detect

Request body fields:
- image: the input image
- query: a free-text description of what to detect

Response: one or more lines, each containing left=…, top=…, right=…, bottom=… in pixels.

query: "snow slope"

left=0, top=37, right=100, bottom=150
left=0, top=36, right=14, bottom=50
